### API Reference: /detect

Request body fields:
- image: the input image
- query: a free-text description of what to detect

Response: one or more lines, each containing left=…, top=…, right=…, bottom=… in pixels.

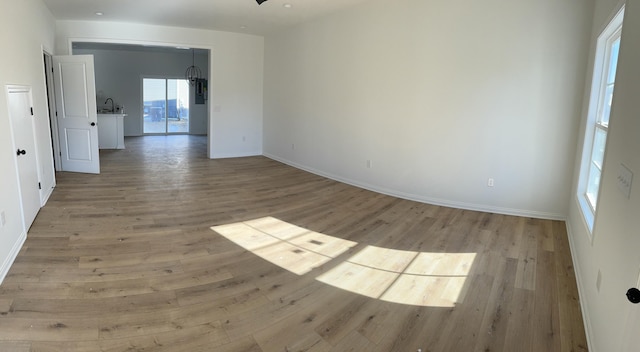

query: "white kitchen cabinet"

left=97, top=114, right=126, bottom=149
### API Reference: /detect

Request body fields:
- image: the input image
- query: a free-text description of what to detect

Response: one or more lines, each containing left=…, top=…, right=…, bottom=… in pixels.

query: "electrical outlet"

left=596, top=269, right=602, bottom=292
left=0, top=210, right=5, bottom=228
left=291, top=143, right=295, bottom=150
left=366, top=160, right=372, bottom=168
left=487, top=178, right=494, bottom=187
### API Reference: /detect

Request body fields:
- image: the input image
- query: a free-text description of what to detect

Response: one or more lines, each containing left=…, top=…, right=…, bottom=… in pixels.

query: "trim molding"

left=564, top=221, right=594, bottom=351
left=0, top=231, right=27, bottom=285
left=212, top=151, right=262, bottom=159
left=264, top=153, right=566, bottom=220
left=41, top=183, right=55, bottom=207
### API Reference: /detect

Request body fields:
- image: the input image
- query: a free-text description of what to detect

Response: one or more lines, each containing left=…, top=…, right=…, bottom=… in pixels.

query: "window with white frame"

left=578, top=7, right=624, bottom=233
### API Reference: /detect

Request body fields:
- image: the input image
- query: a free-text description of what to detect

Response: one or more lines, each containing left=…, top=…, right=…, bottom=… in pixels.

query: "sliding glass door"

left=143, top=78, right=190, bottom=134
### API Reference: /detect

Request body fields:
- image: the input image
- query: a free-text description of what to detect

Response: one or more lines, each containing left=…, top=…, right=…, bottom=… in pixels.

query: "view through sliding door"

left=143, top=78, right=190, bottom=134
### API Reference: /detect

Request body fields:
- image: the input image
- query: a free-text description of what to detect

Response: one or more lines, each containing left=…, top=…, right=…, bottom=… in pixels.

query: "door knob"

left=627, top=288, right=640, bottom=304
left=91, top=122, right=96, bottom=126
left=16, top=149, right=26, bottom=156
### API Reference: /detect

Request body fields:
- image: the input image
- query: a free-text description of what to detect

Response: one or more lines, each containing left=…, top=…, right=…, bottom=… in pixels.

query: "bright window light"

left=212, top=217, right=476, bottom=308
left=577, top=7, right=624, bottom=234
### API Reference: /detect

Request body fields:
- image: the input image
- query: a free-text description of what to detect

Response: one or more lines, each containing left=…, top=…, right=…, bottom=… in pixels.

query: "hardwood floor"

left=0, top=135, right=588, bottom=351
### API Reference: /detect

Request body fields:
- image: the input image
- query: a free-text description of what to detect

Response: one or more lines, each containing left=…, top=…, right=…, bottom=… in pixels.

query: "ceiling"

left=41, top=0, right=371, bottom=36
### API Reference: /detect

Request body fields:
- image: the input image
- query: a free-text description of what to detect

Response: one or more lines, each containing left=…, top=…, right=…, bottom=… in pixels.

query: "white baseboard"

left=211, top=151, right=262, bottom=159
left=263, top=153, right=566, bottom=220
left=0, top=230, right=27, bottom=285
left=41, top=183, right=55, bottom=206
left=564, top=221, right=594, bottom=352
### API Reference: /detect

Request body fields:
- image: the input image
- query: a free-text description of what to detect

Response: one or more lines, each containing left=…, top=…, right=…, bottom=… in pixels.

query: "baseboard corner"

left=0, top=231, right=27, bottom=285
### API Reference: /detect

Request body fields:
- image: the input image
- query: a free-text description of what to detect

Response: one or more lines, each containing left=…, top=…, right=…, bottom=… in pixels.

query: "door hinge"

left=30, top=107, right=34, bottom=116
left=38, top=182, right=41, bottom=190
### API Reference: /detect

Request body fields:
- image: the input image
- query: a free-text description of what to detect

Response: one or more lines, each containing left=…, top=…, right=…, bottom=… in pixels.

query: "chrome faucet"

left=104, top=98, right=114, bottom=113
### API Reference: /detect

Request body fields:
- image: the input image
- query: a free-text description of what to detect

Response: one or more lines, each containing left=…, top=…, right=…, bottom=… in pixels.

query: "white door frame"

left=43, top=51, right=62, bottom=172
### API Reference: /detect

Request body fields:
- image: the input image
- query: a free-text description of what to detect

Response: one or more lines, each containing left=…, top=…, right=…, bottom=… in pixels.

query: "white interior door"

left=52, top=55, right=99, bottom=174
left=621, top=305, right=640, bottom=351
left=621, top=277, right=640, bottom=351
left=7, top=86, right=41, bottom=231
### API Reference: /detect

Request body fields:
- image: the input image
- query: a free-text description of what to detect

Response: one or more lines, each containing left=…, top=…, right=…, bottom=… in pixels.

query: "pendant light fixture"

left=185, top=49, right=202, bottom=86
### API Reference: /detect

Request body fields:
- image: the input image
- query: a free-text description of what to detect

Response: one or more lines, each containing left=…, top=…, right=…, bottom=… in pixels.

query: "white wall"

left=263, top=0, right=594, bottom=219
left=0, top=0, right=56, bottom=282
left=56, top=21, right=264, bottom=158
left=567, top=0, right=640, bottom=350
left=73, top=47, right=209, bottom=136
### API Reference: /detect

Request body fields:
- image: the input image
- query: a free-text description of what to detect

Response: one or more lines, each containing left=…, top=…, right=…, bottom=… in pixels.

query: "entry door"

left=52, top=55, right=100, bottom=174
left=7, top=86, right=41, bottom=231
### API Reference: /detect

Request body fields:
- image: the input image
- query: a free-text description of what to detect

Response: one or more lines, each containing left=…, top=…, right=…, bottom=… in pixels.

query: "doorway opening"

left=70, top=42, right=210, bottom=143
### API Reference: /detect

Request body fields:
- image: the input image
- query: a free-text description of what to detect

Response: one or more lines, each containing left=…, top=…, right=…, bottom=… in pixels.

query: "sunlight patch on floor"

left=316, top=247, right=476, bottom=307
left=212, top=217, right=357, bottom=275
left=212, top=217, right=476, bottom=307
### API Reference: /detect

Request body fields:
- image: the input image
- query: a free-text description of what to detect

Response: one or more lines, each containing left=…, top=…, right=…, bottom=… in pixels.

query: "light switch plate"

left=617, top=163, right=633, bottom=199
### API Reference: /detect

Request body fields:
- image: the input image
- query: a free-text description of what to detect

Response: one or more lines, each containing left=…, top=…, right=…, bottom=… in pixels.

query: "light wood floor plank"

left=0, top=135, right=588, bottom=351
